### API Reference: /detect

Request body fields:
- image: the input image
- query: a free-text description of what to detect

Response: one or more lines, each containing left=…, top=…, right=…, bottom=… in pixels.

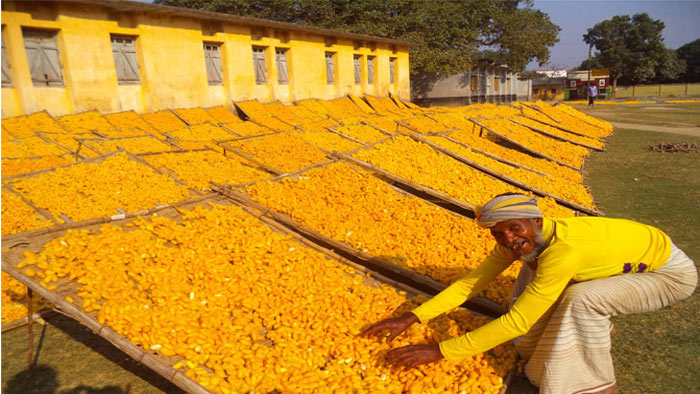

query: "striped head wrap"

left=476, top=193, right=542, bottom=228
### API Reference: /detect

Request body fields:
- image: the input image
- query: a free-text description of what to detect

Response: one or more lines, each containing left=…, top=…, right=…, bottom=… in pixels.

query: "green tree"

left=154, top=0, right=560, bottom=74
left=582, top=13, right=684, bottom=95
left=676, top=39, right=700, bottom=82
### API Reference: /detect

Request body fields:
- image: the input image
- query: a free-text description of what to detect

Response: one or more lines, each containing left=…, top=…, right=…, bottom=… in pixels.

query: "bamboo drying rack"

left=405, top=134, right=601, bottom=216
left=434, top=132, right=552, bottom=178
left=215, top=164, right=506, bottom=318
left=470, top=119, right=582, bottom=171
left=2, top=150, right=204, bottom=230
left=520, top=110, right=603, bottom=140
left=509, top=118, right=605, bottom=151
left=1, top=192, right=513, bottom=393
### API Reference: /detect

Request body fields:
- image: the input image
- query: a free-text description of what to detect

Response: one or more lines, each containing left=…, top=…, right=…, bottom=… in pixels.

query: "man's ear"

left=532, top=218, right=543, bottom=228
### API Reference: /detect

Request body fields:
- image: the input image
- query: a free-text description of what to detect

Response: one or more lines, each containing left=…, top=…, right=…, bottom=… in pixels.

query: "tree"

left=582, top=13, right=684, bottom=95
left=676, top=39, right=700, bottom=82
left=154, top=0, right=560, bottom=74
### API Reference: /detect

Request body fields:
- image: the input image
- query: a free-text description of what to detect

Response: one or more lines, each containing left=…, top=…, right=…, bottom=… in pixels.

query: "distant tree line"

left=154, top=0, right=560, bottom=74
left=578, top=13, right=700, bottom=93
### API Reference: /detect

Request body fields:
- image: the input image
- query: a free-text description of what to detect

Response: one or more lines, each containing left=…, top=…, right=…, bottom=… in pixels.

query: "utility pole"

left=586, top=44, right=592, bottom=100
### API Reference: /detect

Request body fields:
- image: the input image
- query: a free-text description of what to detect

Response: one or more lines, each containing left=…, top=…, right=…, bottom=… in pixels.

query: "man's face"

left=489, top=218, right=543, bottom=258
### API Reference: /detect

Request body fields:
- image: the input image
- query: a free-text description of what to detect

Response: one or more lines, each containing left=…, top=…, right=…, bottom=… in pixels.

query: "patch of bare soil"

left=610, top=122, right=700, bottom=137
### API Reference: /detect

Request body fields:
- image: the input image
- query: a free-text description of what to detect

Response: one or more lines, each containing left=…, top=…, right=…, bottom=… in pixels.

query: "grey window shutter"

left=390, top=58, right=395, bottom=84
left=122, top=40, right=140, bottom=81
left=25, top=34, right=63, bottom=86
left=276, top=50, right=288, bottom=84
left=253, top=48, right=267, bottom=84
left=112, top=36, right=140, bottom=83
left=354, top=55, right=361, bottom=84
left=325, top=53, right=334, bottom=84
left=205, top=44, right=222, bottom=84
left=367, top=57, right=374, bottom=84
left=2, top=36, right=12, bottom=86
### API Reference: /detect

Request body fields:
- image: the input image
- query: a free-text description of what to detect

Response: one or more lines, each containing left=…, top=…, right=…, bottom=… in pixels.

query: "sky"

left=528, top=0, right=700, bottom=70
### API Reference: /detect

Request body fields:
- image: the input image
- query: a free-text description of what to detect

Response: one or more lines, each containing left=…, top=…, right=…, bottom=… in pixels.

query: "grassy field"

left=2, top=103, right=699, bottom=393
left=577, top=103, right=700, bottom=394
left=585, top=102, right=700, bottom=127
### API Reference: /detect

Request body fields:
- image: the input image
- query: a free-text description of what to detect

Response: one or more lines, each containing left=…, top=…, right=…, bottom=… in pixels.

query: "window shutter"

left=276, top=50, right=288, bottom=84
left=2, top=36, right=12, bottom=86
left=112, top=38, right=125, bottom=78
left=367, top=57, right=374, bottom=84
left=325, top=53, right=334, bottom=84
left=24, top=32, right=63, bottom=86
left=354, top=55, right=361, bottom=84
left=253, top=48, right=267, bottom=84
left=122, top=40, right=140, bottom=81
left=112, top=36, right=140, bottom=83
left=389, top=58, right=395, bottom=84
left=204, top=44, right=223, bottom=84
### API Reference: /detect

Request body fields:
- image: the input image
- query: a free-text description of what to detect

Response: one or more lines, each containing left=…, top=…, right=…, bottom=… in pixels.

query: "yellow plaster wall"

left=1, top=3, right=411, bottom=118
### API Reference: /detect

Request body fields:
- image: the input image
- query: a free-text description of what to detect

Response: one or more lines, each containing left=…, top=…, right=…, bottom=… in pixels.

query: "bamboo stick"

left=1, top=260, right=210, bottom=394
left=510, top=118, right=604, bottom=151
left=218, top=187, right=506, bottom=317
left=167, top=108, right=191, bottom=127
left=333, top=152, right=477, bottom=214
left=217, top=141, right=285, bottom=175
left=27, top=287, right=34, bottom=370
left=438, top=133, right=552, bottom=178
left=470, top=119, right=582, bottom=171
left=1, top=194, right=215, bottom=243
left=395, top=120, right=421, bottom=134
left=218, top=123, right=244, bottom=137
left=359, top=120, right=396, bottom=136
left=522, top=114, right=602, bottom=141
left=2, top=310, right=58, bottom=333
left=519, top=102, right=561, bottom=124
left=325, top=127, right=368, bottom=146
left=407, top=134, right=601, bottom=216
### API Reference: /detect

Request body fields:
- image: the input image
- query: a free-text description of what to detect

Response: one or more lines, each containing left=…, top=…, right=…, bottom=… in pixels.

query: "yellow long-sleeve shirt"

left=411, top=216, right=672, bottom=362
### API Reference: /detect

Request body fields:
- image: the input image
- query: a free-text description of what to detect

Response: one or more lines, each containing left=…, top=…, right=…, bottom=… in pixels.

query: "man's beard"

left=519, top=224, right=546, bottom=264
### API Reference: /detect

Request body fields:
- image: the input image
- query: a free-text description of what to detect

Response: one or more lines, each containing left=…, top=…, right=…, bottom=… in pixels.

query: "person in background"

left=588, top=83, right=598, bottom=106
left=362, top=193, right=697, bottom=394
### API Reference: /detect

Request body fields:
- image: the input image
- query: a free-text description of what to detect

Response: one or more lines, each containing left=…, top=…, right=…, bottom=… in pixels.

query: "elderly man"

left=363, top=193, right=697, bottom=394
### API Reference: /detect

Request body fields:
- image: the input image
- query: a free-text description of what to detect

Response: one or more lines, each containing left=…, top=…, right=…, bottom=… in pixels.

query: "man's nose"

left=503, top=231, right=517, bottom=244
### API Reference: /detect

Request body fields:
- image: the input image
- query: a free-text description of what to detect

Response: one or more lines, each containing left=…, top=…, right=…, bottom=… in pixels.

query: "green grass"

left=572, top=102, right=700, bottom=127
left=1, top=314, right=183, bottom=393
left=584, top=124, right=700, bottom=394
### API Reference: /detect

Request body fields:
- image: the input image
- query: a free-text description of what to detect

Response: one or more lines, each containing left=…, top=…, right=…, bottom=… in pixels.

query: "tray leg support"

left=27, top=287, right=35, bottom=370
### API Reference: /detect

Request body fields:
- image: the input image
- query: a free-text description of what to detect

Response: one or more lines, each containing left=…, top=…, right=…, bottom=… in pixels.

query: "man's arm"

left=412, top=249, right=514, bottom=323
left=362, top=247, right=513, bottom=343
left=438, top=247, right=583, bottom=361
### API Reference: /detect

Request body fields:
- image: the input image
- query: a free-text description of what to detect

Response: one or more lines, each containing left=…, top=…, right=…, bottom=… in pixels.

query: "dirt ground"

left=585, top=110, right=700, bottom=137
left=606, top=121, right=700, bottom=137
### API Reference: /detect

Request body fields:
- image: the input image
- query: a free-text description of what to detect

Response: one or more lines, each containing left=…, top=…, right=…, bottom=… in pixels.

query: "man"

left=588, top=83, right=598, bottom=107
left=363, top=193, right=696, bottom=394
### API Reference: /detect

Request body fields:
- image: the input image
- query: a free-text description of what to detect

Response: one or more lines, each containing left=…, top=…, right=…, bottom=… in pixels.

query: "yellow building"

left=1, top=0, right=412, bottom=118
left=531, top=77, right=565, bottom=101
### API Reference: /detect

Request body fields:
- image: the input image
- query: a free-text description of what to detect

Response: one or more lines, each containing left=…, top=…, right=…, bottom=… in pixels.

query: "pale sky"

left=528, top=0, right=700, bottom=70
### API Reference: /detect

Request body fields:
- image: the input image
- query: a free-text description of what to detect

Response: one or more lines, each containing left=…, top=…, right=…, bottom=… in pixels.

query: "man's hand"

left=385, top=343, right=443, bottom=369
left=361, top=312, right=419, bottom=344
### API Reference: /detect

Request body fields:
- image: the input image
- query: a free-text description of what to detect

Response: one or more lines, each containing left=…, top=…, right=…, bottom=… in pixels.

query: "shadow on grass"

left=2, top=314, right=184, bottom=394
left=4, top=364, right=126, bottom=394
left=4, top=365, right=60, bottom=394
